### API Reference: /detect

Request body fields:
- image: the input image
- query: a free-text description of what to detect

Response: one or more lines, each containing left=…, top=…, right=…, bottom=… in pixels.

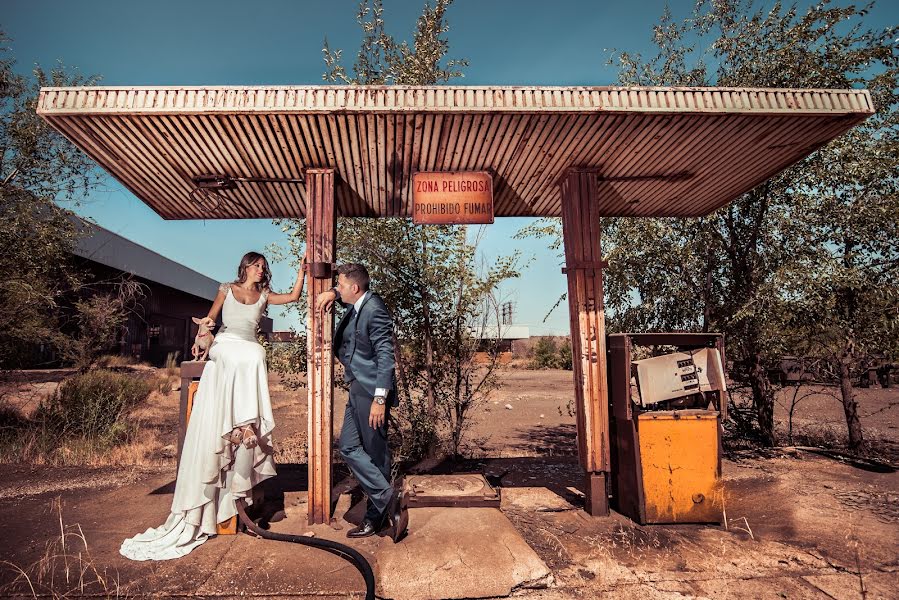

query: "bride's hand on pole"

left=299, top=249, right=310, bottom=280
left=299, top=249, right=310, bottom=279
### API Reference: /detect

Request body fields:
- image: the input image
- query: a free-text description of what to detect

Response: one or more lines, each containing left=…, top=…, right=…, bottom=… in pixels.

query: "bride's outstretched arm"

left=267, top=250, right=309, bottom=306
left=267, top=265, right=308, bottom=306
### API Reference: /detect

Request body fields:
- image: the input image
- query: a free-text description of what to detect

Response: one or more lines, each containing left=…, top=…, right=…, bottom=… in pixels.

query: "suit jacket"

left=334, top=291, right=398, bottom=407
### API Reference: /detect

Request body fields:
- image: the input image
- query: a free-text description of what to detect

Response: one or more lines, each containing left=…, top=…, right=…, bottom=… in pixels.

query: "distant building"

left=474, top=324, right=531, bottom=363
left=473, top=302, right=531, bottom=362
left=72, top=221, right=272, bottom=366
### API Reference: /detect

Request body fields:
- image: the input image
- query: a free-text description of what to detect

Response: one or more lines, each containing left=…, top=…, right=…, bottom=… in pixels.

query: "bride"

left=121, top=251, right=306, bottom=561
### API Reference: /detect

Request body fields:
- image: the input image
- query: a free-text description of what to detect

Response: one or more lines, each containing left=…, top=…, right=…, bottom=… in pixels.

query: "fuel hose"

left=235, top=498, right=375, bottom=600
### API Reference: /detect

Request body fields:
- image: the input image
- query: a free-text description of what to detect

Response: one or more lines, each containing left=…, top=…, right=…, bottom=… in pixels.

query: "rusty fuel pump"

left=607, top=333, right=728, bottom=525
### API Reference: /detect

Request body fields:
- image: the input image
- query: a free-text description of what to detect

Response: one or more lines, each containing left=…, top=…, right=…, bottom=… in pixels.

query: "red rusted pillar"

left=305, top=168, right=336, bottom=524
left=560, top=168, right=610, bottom=516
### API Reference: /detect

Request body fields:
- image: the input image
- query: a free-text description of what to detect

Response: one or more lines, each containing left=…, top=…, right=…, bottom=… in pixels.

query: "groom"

left=316, top=263, right=408, bottom=541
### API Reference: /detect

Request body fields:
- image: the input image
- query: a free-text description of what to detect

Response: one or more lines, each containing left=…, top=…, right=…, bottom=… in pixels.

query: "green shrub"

left=0, top=402, right=28, bottom=452
left=530, top=337, right=561, bottom=369
left=558, top=339, right=573, bottom=370
left=266, top=335, right=308, bottom=391
left=37, top=370, right=151, bottom=445
left=391, top=397, right=439, bottom=469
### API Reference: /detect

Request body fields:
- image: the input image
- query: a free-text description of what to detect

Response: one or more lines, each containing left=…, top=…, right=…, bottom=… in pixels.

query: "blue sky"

left=5, top=0, right=898, bottom=332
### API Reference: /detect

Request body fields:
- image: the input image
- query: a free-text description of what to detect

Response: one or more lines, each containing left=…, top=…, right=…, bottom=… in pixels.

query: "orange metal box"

left=637, top=410, right=724, bottom=523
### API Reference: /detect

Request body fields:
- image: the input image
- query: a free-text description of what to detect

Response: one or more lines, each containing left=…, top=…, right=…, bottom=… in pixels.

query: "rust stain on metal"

left=305, top=168, right=336, bottom=525
left=561, top=169, right=610, bottom=496
left=404, top=474, right=501, bottom=508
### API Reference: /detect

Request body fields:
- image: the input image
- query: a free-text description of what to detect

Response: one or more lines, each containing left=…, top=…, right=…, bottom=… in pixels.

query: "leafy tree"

left=53, top=277, right=144, bottom=372
left=275, top=0, right=521, bottom=459
left=784, top=78, right=898, bottom=448
left=277, top=213, right=521, bottom=460
left=0, top=186, right=80, bottom=368
left=519, top=1, right=897, bottom=448
left=322, top=0, right=467, bottom=86
left=0, top=32, right=141, bottom=373
left=0, top=31, right=103, bottom=369
left=609, top=0, right=897, bottom=450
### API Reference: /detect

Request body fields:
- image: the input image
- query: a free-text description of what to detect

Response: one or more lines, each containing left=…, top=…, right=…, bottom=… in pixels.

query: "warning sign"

left=412, top=171, right=494, bottom=224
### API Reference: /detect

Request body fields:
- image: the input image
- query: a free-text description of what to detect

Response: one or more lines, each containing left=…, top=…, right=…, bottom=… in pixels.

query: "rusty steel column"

left=560, top=168, right=610, bottom=516
left=305, top=168, right=337, bottom=525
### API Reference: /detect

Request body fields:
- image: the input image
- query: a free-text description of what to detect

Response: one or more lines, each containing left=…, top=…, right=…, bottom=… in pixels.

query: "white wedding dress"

left=121, top=284, right=277, bottom=561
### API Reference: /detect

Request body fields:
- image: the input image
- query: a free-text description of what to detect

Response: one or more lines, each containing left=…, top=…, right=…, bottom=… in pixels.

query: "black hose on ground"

left=235, top=499, right=376, bottom=600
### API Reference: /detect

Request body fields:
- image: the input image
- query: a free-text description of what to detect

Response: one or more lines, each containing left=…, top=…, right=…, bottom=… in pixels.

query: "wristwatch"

left=330, top=286, right=341, bottom=300
left=373, top=395, right=386, bottom=406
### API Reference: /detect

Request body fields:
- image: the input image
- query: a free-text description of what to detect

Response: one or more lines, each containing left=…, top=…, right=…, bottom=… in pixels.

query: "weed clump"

left=36, top=369, right=151, bottom=446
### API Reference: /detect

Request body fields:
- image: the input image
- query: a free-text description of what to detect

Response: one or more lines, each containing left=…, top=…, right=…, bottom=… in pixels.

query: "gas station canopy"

left=36, top=84, right=874, bottom=523
left=37, top=85, right=872, bottom=220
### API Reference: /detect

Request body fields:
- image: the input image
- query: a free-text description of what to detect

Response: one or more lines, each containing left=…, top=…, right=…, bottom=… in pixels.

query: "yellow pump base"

left=637, top=410, right=724, bottom=524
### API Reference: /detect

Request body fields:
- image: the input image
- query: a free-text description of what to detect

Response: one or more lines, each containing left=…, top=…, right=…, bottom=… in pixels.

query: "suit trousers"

left=339, top=380, right=393, bottom=522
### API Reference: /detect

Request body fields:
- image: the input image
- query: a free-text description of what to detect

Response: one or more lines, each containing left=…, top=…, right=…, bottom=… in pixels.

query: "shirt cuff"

left=374, top=388, right=388, bottom=397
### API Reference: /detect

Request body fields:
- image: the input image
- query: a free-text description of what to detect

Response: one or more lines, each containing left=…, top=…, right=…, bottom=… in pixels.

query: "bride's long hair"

left=235, top=252, right=271, bottom=292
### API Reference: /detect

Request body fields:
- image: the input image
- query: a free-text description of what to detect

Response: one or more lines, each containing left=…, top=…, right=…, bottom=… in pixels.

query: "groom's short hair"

left=337, top=263, right=370, bottom=291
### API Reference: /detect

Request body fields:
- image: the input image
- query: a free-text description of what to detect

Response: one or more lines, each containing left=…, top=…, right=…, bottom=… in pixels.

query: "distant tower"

left=501, top=302, right=513, bottom=325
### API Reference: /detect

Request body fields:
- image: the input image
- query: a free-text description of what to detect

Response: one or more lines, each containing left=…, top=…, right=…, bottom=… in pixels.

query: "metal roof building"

left=73, top=218, right=220, bottom=301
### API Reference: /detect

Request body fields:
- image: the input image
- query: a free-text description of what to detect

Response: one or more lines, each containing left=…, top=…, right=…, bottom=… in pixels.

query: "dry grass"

left=152, top=352, right=181, bottom=395
left=49, top=424, right=176, bottom=468
left=273, top=431, right=308, bottom=464
left=95, top=354, right=147, bottom=369
left=0, top=369, right=180, bottom=468
left=500, top=358, right=535, bottom=370
left=0, top=497, right=126, bottom=598
left=41, top=384, right=179, bottom=468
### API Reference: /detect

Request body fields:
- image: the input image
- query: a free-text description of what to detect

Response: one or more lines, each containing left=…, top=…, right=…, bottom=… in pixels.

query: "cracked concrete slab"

left=375, top=507, right=552, bottom=599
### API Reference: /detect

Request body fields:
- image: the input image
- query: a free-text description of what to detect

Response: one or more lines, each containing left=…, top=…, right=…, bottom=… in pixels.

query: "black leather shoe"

left=386, top=489, right=409, bottom=543
left=346, top=518, right=379, bottom=539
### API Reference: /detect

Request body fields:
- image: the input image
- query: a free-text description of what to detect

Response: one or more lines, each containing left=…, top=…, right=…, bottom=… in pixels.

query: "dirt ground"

left=1, top=367, right=897, bottom=598
left=6, top=366, right=895, bottom=462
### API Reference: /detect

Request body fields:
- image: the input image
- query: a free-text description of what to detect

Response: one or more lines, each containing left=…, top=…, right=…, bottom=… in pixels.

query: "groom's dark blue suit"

left=334, top=291, right=397, bottom=406
left=334, top=291, right=397, bottom=523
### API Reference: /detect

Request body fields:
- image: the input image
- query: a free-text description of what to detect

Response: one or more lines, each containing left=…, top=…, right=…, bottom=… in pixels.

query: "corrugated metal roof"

left=37, top=85, right=873, bottom=220
left=73, top=218, right=220, bottom=300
